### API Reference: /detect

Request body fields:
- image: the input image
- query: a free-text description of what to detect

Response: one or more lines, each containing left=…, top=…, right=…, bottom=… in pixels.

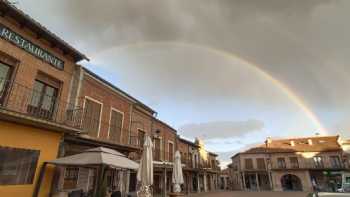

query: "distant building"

left=219, top=168, right=230, bottom=190
left=178, top=137, right=220, bottom=194
left=229, top=135, right=350, bottom=192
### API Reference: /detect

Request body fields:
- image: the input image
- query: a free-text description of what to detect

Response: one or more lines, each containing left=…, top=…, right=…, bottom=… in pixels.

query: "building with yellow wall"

left=0, top=121, right=62, bottom=197
left=0, top=1, right=88, bottom=197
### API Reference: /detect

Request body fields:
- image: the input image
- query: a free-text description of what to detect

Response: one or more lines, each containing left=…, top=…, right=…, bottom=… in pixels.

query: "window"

left=63, top=167, right=79, bottom=190
left=153, top=138, right=161, bottom=161
left=0, top=62, right=12, bottom=105
left=244, top=158, right=253, bottom=169
left=346, top=177, right=350, bottom=183
left=168, top=142, right=174, bottom=162
left=211, top=160, right=216, bottom=168
left=109, top=109, right=123, bottom=143
left=88, top=169, right=96, bottom=191
left=330, top=156, right=342, bottom=168
left=83, top=97, right=102, bottom=137
left=189, top=153, right=193, bottom=167
left=257, top=158, right=266, bottom=169
left=194, top=154, right=198, bottom=168
left=27, top=80, right=58, bottom=119
left=313, top=156, right=324, bottom=168
left=277, top=158, right=286, bottom=169
left=290, top=157, right=299, bottom=168
left=138, top=129, right=145, bottom=147
left=0, top=146, right=40, bottom=185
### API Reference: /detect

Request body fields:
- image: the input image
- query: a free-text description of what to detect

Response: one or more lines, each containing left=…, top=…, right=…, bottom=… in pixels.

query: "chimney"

left=290, top=140, right=295, bottom=146
left=308, top=139, right=313, bottom=145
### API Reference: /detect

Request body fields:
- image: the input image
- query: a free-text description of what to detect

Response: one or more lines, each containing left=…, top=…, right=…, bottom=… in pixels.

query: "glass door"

left=28, top=80, right=58, bottom=119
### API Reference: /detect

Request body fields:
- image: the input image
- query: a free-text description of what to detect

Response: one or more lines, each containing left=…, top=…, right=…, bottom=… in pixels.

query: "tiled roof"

left=243, top=136, right=341, bottom=154
left=342, top=139, right=350, bottom=145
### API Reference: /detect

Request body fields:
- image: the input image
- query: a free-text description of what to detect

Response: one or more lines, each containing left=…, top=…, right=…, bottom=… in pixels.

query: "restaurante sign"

left=0, top=24, right=64, bottom=70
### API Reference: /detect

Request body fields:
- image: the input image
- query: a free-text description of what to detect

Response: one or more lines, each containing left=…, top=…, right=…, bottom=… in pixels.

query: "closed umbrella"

left=172, top=150, right=184, bottom=193
left=137, top=136, right=153, bottom=197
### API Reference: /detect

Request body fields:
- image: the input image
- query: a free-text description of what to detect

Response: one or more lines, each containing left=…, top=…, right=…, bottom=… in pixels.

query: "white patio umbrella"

left=172, top=150, right=184, bottom=193
left=137, top=136, right=153, bottom=197
left=48, top=147, right=139, bottom=197
left=48, top=147, right=139, bottom=169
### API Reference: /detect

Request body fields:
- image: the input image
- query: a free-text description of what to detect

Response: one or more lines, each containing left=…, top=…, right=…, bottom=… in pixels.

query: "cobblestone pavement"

left=187, top=191, right=350, bottom=197
left=187, top=191, right=308, bottom=197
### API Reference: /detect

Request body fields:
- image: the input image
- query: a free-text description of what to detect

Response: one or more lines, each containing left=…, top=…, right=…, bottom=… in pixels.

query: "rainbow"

left=92, top=41, right=327, bottom=134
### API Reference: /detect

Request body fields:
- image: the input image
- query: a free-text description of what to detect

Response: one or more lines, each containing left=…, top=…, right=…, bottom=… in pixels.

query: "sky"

left=16, top=0, right=350, bottom=167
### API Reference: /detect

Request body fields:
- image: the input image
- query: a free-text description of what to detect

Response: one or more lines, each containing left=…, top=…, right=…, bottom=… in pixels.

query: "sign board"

left=0, top=24, right=64, bottom=70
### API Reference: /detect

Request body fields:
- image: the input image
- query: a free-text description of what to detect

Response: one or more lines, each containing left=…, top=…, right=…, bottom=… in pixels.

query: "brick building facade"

left=229, top=136, right=350, bottom=192
left=0, top=1, right=88, bottom=197
left=0, top=1, right=220, bottom=197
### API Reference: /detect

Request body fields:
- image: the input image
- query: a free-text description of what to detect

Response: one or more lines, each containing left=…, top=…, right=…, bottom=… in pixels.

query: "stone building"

left=230, top=135, right=350, bottom=192
left=195, top=138, right=221, bottom=192
left=219, top=168, right=230, bottom=190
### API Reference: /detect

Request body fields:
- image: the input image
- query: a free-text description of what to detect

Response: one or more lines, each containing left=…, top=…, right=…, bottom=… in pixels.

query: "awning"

left=48, top=147, right=139, bottom=170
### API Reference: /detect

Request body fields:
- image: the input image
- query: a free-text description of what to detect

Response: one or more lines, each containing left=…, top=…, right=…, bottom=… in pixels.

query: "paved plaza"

left=187, top=191, right=350, bottom=197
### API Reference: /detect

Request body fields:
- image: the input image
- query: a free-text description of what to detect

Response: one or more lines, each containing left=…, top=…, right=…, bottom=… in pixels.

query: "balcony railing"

left=270, top=160, right=346, bottom=170
left=0, top=79, right=83, bottom=129
left=129, top=135, right=141, bottom=147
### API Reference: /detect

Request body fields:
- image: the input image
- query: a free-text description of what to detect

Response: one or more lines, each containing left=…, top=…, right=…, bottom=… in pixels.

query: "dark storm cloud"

left=17, top=0, right=350, bottom=111
left=16, top=0, right=350, bottom=134
left=179, top=119, right=264, bottom=139
left=15, top=0, right=350, bottom=165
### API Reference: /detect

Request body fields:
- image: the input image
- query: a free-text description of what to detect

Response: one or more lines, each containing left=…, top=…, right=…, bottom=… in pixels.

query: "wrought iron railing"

left=129, top=135, right=141, bottom=147
left=270, top=158, right=346, bottom=170
left=0, top=79, right=83, bottom=129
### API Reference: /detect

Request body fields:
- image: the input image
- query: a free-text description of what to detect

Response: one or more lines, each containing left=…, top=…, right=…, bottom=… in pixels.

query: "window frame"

left=256, top=158, right=266, bottom=170
left=168, top=140, right=174, bottom=162
left=27, top=79, right=59, bottom=119
left=289, top=157, right=299, bottom=169
left=83, top=96, right=103, bottom=138
left=244, top=158, right=254, bottom=170
left=153, top=136, right=163, bottom=161
left=329, top=155, right=341, bottom=168
left=313, top=156, right=324, bottom=168
left=0, top=146, right=40, bottom=185
left=0, top=61, right=14, bottom=105
left=277, top=157, right=286, bottom=169
left=62, top=167, right=80, bottom=190
left=137, top=129, right=145, bottom=147
left=107, top=107, right=124, bottom=142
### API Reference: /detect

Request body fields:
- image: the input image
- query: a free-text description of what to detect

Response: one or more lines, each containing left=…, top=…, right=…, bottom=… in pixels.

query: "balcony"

left=271, top=159, right=346, bottom=170
left=129, top=135, right=141, bottom=147
left=0, top=79, right=83, bottom=131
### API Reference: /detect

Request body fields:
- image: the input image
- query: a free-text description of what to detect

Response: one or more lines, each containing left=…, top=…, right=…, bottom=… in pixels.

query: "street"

left=187, top=191, right=350, bottom=197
